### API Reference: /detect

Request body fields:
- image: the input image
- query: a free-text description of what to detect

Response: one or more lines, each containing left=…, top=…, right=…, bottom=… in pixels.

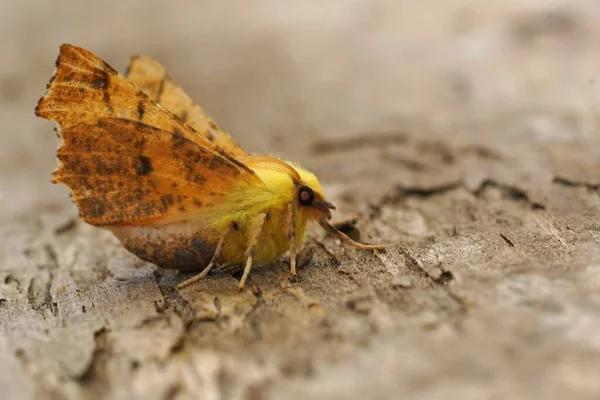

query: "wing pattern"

left=35, top=44, right=260, bottom=226
left=126, top=55, right=248, bottom=159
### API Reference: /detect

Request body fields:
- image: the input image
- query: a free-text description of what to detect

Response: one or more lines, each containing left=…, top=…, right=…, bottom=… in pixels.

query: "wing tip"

left=55, top=43, right=80, bottom=69
left=35, top=44, right=69, bottom=120
left=34, top=43, right=119, bottom=122
left=124, top=56, right=140, bottom=77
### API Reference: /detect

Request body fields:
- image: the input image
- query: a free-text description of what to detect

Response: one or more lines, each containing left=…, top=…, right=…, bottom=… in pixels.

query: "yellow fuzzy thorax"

left=209, top=161, right=324, bottom=266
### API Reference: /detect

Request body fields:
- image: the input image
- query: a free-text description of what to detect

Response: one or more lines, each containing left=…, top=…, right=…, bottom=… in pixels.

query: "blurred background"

left=3, top=1, right=600, bottom=399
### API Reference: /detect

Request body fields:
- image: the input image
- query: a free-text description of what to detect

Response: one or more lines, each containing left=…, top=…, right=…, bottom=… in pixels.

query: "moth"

left=35, top=44, right=384, bottom=290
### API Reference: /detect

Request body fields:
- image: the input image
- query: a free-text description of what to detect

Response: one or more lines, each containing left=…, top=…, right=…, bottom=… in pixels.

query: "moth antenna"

left=319, top=220, right=385, bottom=251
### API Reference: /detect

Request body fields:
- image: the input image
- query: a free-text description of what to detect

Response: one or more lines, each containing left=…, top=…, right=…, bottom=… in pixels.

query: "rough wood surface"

left=2, top=1, right=600, bottom=399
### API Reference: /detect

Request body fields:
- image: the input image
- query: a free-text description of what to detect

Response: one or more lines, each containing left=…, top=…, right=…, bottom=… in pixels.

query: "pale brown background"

left=2, top=1, right=600, bottom=399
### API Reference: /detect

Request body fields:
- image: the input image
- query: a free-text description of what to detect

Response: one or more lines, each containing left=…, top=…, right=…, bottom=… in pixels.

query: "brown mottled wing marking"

left=125, top=55, right=248, bottom=159
left=35, top=44, right=263, bottom=226
left=54, top=117, right=257, bottom=226
left=35, top=44, right=251, bottom=175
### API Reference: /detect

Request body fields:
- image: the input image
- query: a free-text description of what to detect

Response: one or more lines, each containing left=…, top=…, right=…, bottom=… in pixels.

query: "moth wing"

left=54, top=117, right=260, bottom=226
left=240, top=155, right=302, bottom=183
left=125, top=55, right=248, bottom=159
left=35, top=44, right=248, bottom=170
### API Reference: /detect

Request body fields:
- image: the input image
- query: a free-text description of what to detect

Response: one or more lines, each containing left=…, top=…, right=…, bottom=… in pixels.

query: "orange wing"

left=125, top=55, right=248, bottom=159
left=35, top=44, right=261, bottom=226
left=35, top=44, right=248, bottom=164
left=54, top=118, right=257, bottom=226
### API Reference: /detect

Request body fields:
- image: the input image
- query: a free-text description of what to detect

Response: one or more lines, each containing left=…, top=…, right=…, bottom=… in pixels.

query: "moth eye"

left=298, top=186, right=315, bottom=206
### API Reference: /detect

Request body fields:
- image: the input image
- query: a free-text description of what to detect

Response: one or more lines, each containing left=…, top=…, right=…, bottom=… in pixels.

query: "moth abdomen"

left=109, top=224, right=216, bottom=272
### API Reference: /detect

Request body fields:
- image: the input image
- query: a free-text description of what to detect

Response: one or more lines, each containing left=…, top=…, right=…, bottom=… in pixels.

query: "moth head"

left=242, top=155, right=384, bottom=251
left=294, top=168, right=335, bottom=222
left=295, top=168, right=383, bottom=251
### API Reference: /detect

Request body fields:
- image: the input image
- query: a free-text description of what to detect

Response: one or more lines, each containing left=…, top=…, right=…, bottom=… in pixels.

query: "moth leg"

left=177, top=224, right=234, bottom=290
left=285, top=202, right=297, bottom=279
left=239, top=213, right=268, bottom=290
